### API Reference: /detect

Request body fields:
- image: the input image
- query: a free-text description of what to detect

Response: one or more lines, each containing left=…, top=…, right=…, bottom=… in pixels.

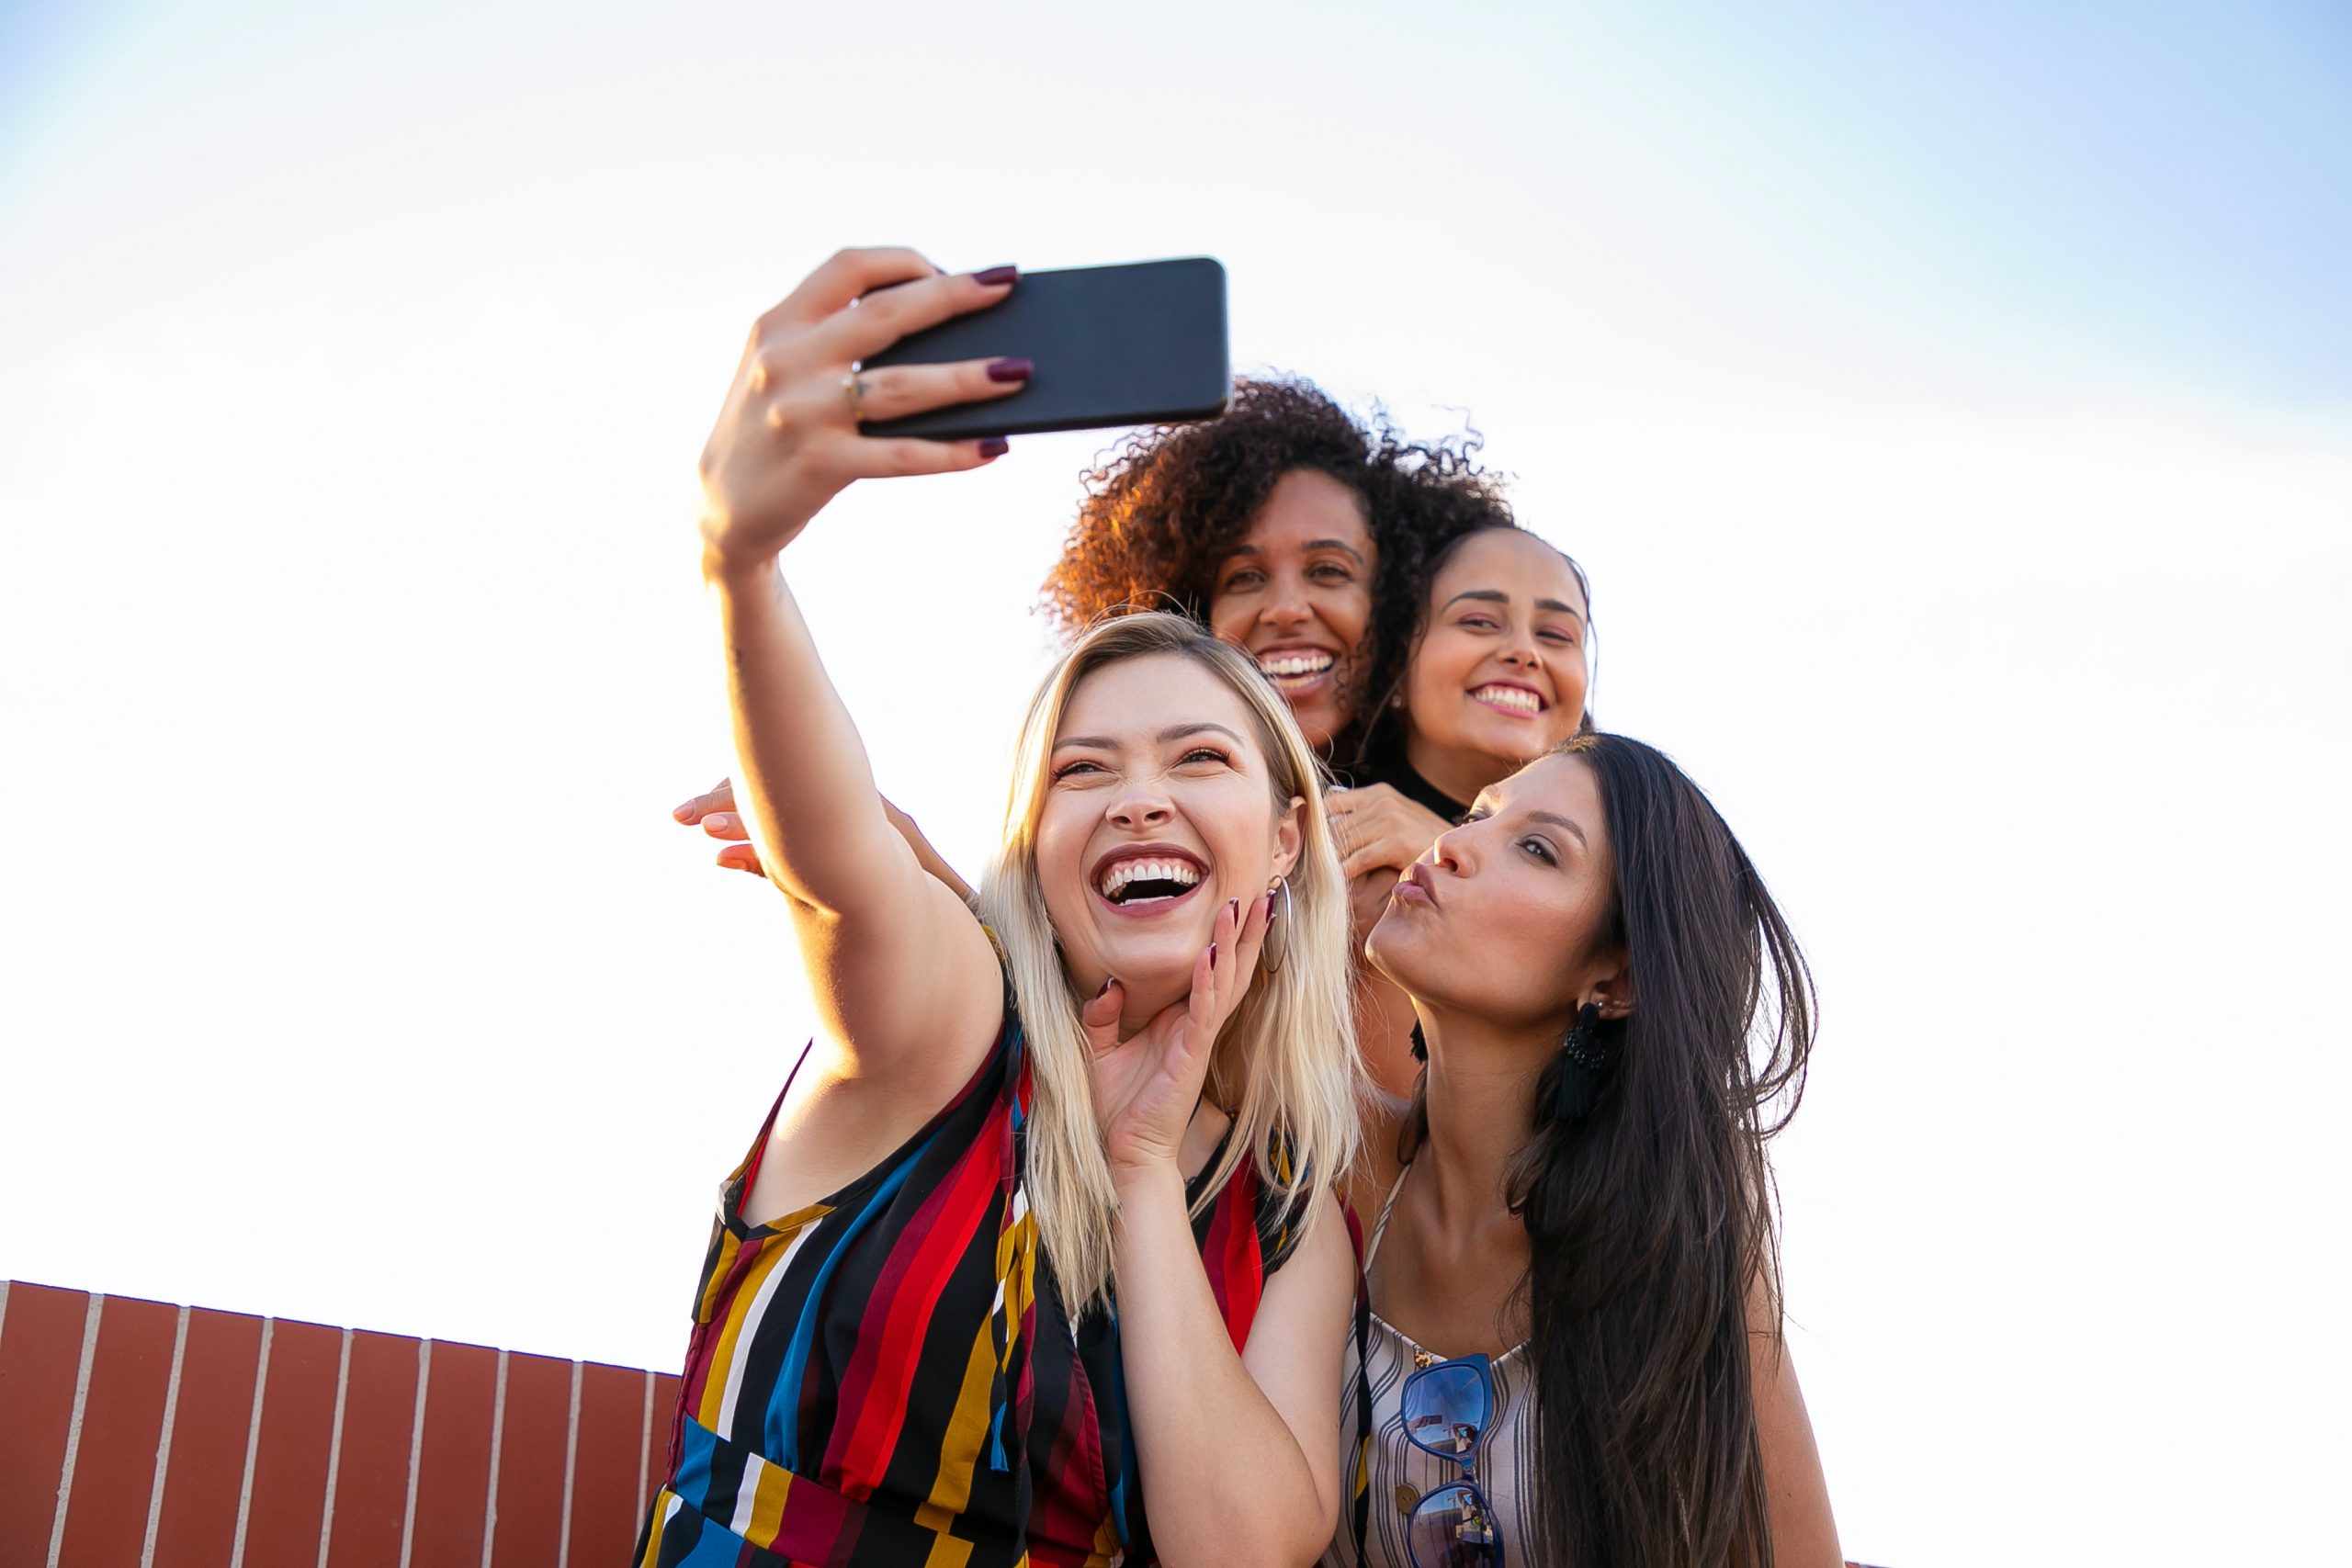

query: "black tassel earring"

left=1553, top=1001, right=1617, bottom=1123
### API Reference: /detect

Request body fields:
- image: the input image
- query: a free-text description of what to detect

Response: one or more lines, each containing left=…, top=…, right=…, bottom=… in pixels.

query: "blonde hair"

left=976, top=612, right=1363, bottom=1314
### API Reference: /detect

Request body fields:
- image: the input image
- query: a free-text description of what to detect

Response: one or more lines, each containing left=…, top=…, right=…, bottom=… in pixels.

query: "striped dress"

left=634, top=1009, right=1300, bottom=1568
left=1328, top=1169, right=1535, bottom=1568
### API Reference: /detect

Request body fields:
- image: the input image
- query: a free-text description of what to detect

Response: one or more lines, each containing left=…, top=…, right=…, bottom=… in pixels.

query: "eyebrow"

left=1440, top=588, right=1585, bottom=621
left=1524, top=809, right=1589, bottom=846
left=1054, top=722, right=1250, bottom=751
left=1223, top=539, right=1368, bottom=566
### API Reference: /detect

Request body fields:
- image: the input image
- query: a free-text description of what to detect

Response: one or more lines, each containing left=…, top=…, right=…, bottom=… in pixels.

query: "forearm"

left=708, top=555, right=919, bottom=917
left=1113, top=1166, right=1330, bottom=1568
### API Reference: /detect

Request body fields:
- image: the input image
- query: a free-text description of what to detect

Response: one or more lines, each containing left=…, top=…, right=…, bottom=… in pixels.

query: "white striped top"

left=1320, top=1169, right=1538, bottom=1568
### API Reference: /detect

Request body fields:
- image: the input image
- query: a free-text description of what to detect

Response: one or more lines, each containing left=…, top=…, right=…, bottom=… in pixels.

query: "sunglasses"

left=1399, top=1351, right=1503, bottom=1568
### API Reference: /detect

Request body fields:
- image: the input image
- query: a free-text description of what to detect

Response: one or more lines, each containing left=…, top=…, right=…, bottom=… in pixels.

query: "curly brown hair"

left=1039, top=375, right=1521, bottom=760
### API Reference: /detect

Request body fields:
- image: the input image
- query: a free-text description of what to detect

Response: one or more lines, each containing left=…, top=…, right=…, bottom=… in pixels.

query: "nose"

left=1107, top=787, right=1175, bottom=830
left=1497, top=623, right=1541, bottom=670
left=1426, top=824, right=1470, bottom=876
left=1261, top=570, right=1312, bottom=630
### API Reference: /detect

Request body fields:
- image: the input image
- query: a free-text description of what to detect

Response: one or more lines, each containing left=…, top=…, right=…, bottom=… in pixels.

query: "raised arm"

left=695, top=248, right=1021, bottom=1085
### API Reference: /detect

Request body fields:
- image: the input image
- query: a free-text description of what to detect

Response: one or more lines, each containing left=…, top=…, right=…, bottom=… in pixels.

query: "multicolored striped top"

left=633, top=1009, right=1302, bottom=1568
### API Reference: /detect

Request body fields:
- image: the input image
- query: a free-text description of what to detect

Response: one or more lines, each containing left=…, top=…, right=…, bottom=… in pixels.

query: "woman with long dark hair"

left=1328, top=735, right=1842, bottom=1567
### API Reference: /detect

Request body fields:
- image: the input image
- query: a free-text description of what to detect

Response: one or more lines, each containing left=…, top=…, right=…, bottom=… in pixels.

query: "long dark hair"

left=1402, top=732, right=1812, bottom=1567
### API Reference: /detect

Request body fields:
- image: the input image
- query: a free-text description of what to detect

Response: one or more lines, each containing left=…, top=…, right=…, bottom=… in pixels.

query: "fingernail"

left=673, top=803, right=695, bottom=821
left=972, top=265, right=1018, bottom=288
left=978, top=436, right=1010, bottom=459
left=1097, top=976, right=1115, bottom=998
left=987, top=356, right=1034, bottom=383
left=1208, top=942, right=1219, bottom=966
left=1227, top=897, right=1239, bottom=924
left=1264, top=890, right=1278, bottom=921
left=706, top=813, right=732, bottom=831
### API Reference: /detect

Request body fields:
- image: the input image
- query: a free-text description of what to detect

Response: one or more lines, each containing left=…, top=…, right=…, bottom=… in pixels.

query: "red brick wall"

left=0, top=1280, right=678, bottom=1567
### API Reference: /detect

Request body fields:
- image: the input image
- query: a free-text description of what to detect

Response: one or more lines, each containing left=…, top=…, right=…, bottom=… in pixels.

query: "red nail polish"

left=1227, top=897, right=1239, bottom=924
left=973, top=265, right=1018, bottom=287
left=987, top=356, right=1033, bottom=383
left=1208, top=942, right=1218, bottom=966
left=1097, top=976, right=1115, bottom=998
left=978, top=436, right=1010, bottom=459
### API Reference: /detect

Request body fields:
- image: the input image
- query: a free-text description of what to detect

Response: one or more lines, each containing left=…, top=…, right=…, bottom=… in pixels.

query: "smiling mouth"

left=1469, top=682, right=1544, bottom=717
left=1258, top=649, right=1338, bottom=691
left=1095, top=856, right=1205, bottom=910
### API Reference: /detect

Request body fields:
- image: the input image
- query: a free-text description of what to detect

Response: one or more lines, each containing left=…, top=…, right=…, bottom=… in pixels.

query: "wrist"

left=700, top=537, right=779, bottom=593
left=1109, top=1155, right=1187, bottom=1202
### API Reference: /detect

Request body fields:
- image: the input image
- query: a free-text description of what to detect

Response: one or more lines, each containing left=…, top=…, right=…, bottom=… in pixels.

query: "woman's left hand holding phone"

left=696, top=249, right=1025, bottom=581
left=700, top=248, right=1019, bottom=1106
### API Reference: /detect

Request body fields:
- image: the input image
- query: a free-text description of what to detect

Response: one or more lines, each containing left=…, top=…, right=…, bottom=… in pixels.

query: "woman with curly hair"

left=1041, top=376, right=1491, bottom=762
left=679, top=377, right=1597, bottom=1100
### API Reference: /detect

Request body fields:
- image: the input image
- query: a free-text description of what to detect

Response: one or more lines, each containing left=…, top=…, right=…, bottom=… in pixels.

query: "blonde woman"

left=637, top=249, right=1363, bottom=1568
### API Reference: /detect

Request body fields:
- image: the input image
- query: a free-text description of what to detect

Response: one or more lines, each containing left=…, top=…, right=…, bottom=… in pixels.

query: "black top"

left=1338, top=726, right=1471, bottom=823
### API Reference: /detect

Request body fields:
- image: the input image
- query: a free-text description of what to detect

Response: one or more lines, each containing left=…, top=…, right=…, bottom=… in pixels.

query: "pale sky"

left=4, top=4, right=2347, bottom=1564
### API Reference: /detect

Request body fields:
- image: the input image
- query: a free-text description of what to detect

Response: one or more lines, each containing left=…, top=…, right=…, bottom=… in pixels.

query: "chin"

left=1092, top=925, right=1213, bottom=985
left=1362, top=910, right=1430, bottom=988
left=1296, top=703, right=1349, bottom=752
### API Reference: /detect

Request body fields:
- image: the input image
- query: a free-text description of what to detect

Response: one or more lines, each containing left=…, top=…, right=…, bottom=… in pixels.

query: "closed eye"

left=1052, top=759, right=1109, bottom=781
left=1177, top=746, right=1231, bottom=767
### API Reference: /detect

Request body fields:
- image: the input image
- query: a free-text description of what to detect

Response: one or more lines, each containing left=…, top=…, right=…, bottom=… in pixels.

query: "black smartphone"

left=858, top=257, right=1228, bottom=441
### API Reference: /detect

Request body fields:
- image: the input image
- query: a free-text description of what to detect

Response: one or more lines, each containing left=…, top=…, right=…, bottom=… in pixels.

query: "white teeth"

left=1473, top=684, right=1542, bottom=715
left=1097, top=857, right=1204, bottom=899
left=1259, top=651, right=1335, bottom=679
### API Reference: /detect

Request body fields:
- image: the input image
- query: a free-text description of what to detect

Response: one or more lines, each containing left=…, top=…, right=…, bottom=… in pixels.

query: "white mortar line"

left=314, top=1328, right=354, bottom=1568
left=397, top=1339, right=431, bottom=1568
left=136, top=1305, right=192, bottom=1568
left=46, top=1292, right=106, bottom=1568
left=554, top=1360, right=583, bottom=1567
left=636, top=1370, right=654, bottom=1511
left=479, top=1350, right=509, bottom=1568
left=226, top=1316, right=275, bottom=1568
